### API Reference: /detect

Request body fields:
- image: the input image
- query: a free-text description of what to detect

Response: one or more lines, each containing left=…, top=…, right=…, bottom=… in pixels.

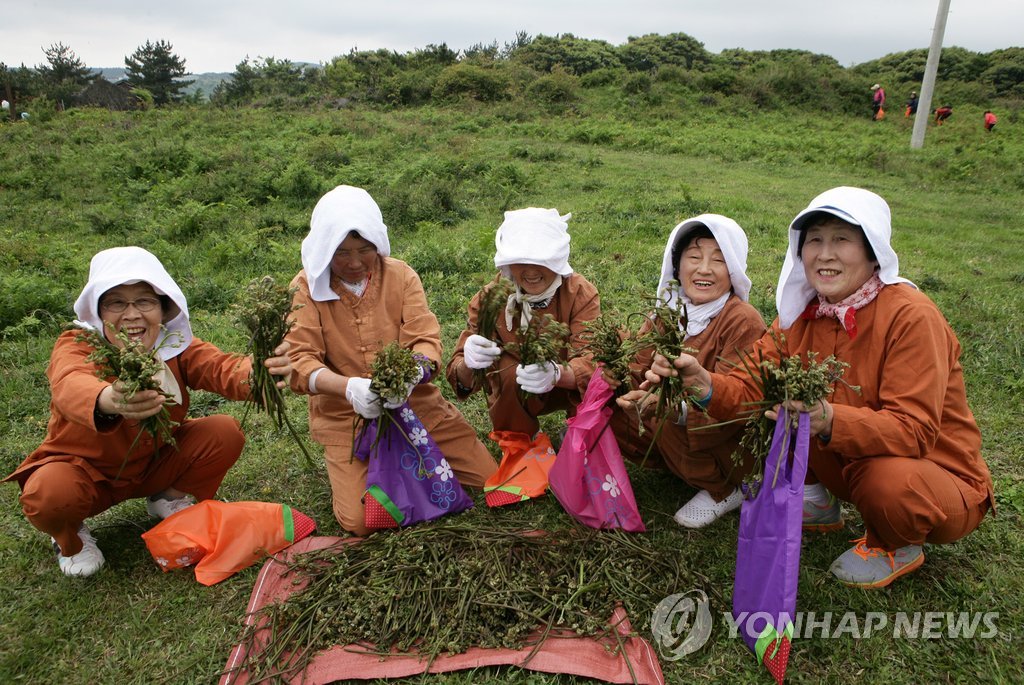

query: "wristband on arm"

left=692, top=385, right=713, bottom=410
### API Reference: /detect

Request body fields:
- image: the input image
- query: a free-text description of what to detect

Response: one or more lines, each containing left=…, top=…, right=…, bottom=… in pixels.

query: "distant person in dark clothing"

left=934, top=105, right=953, bottom=125
left=984, top=111, right=997, bottom=132
left=905, top=92, right=918, bottom=117
left=871, top=84, right=886, bottom=120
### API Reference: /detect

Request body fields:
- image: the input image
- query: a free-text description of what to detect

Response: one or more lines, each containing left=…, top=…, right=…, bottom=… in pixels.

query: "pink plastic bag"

left=549, top=371, right=645, bottom=532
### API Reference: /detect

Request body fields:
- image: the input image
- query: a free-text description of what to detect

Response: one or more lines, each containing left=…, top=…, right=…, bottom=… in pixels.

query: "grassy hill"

left=0, top=94, right=1021, bottom=683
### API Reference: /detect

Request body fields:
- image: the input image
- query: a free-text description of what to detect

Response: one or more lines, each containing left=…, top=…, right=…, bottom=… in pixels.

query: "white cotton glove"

left=383, top=366, right=424, bottom=409
left=345, top=377, right=382, bottom=419
left=516, top=362, right=562, bottom=395
left=463, top=334, right=502, bottom=370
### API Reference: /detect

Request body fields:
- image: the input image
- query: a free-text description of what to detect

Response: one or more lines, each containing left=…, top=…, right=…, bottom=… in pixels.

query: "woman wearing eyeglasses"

left=4, top=246, right=292, bottom=578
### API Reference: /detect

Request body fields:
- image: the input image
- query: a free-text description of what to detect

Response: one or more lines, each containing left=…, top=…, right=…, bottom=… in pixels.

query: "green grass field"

left=1, top=94, right=1022, bottom=683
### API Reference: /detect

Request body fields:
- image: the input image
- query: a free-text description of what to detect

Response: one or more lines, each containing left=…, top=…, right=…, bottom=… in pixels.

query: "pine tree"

left=36, top=43, right=96, bottom=109
left=124, top=40, right=193, bottom=106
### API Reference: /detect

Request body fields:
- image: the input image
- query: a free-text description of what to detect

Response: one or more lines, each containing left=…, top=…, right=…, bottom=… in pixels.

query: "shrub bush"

left=433, top=64, right=510, bottom=102
left=272, top=159, right=328, bottom=203
left=526, top=68, right=579, bottom=105
left=580, top=68, right=620, bottom=88
left=0, top=272, right=71, bottom=329
left=513, top=34, right=621, bottom=75
left=386, top=67, right=441, bottom=106
left=622, top=72, right=652, bottom=95
left=654, top=65, right=691, bottom=85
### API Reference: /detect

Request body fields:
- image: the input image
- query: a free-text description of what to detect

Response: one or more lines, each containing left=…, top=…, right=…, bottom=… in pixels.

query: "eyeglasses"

left=100, top=297, right=162, bottom=313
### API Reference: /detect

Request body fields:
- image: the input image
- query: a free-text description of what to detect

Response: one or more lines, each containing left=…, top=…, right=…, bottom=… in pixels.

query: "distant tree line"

left=1, top=40, right=192, bottom=119
left=208, top=32, right=1024, bottom=113
left=208, top=33, right=1023, bottom=115
left=4, top=32, right=1022, bottom=120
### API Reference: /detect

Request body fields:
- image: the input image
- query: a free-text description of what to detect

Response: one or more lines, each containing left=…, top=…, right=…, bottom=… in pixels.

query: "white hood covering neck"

left=658, top=214, right=752, bottom=338
left=301, top=185, right=391, bottom=302
left=493, top=207, right=573, bottom=277
left=73, top=246, right=192, bottom=360
left=776, top=186, right=914, bottom=329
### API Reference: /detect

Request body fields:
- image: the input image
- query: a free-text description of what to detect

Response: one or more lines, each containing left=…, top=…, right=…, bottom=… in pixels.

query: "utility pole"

left=911, top=0, right=952, bottom=149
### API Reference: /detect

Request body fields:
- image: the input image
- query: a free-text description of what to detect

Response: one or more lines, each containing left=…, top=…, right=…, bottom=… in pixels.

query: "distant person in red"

left=871, top=84, right=886, bottom=120
left=934, top=105, right=953, bottom=125
left=984, top=110, right=997, bottom=132
left=905, top=91, right=918, bottom=117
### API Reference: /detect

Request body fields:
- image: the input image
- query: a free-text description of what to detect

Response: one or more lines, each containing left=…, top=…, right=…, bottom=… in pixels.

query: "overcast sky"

left=4, top=0, right=1022, bottom=73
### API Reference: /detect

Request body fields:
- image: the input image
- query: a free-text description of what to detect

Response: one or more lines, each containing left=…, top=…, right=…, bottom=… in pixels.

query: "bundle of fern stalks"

left=729, top=333, right=854, bottom=491
left=75, top=325, right=180, bottom=458
left=232, top=275, right=313, bottom=467
left=229, top=524, right=693, bottom=682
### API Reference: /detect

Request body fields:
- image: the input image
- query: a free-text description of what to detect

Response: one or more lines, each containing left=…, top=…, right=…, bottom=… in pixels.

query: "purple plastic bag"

left=354, top=402, right=473, bottom=529
left=732, top=408, right=809, bottom=684
left=549, top=371, right=645, bottom=532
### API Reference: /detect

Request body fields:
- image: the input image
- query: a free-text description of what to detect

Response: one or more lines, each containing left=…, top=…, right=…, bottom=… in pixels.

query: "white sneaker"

left=673, top=488, right=744, bottom=528
left=54, top=524, right=105, bottom=578
left=146, top=494, right=195, bottom=519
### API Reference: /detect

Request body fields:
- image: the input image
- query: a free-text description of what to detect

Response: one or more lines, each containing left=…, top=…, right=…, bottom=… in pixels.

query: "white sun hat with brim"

left=775, top=186, right=915, bottom=329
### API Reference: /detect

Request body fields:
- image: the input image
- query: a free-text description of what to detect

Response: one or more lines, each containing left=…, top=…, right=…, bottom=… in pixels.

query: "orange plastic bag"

left=141, top=500, right=316, bottom=586
left=483, top=431, right=556, bottom=506
left=877, top=107, right=886, bottom=120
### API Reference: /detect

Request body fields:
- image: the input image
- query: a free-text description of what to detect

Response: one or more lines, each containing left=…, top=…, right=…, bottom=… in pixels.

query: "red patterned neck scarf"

left=801, top=273, right=884, bottom=339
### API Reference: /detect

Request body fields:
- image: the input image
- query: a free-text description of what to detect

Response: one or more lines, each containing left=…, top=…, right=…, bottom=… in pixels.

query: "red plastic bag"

left=549, top=372, right=645, bottom=531
left=141, top=500, right=316, bottom=586
left=484, top=431, right=556, bottom=506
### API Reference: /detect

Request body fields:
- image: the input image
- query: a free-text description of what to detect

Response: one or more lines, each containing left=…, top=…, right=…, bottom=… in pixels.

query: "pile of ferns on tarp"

left=233, top=524, right=696, bottom=679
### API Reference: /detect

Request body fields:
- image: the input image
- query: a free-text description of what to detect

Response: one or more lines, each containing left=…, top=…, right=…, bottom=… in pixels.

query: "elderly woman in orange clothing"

left=4, top=247, right=292, bottom=578
left=285, top=185, right=496, bottom=536
left=446, top=207, right=600, bottom=437
left=646, top=187, right=993, bottom=588
left=610, top=214, right=766, bottom=529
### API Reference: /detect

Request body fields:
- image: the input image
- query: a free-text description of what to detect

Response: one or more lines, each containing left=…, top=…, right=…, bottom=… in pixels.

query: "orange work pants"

left=483, top=361, right=578, bottom=436
left=810, top=452, right=989, bottom=550
left=20, top=415, right=244, bottom=556
left=610, top=407, right=753, bottom=502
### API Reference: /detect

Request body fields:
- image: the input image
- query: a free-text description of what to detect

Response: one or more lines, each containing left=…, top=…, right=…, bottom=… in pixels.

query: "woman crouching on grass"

left=446, top=207, right=600, bottom=437
left=285, top=185, right=497, bottom=536
left=610, top=215, right=766, bottom=529
left=4, top=247, right=292, bottom=578
left=646, top=187, right=994, bottom=588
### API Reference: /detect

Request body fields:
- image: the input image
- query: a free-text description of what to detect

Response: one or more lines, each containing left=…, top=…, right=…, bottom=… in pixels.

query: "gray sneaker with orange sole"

left=830, top=537, right=924, bottom=588
left=802, top=494, right=844, bottom=532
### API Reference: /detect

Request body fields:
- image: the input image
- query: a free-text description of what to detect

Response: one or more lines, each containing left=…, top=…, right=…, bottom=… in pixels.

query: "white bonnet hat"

left=73, top=246, right=192, bottom=360
left=301, top=185, right=391, bottom=301
left=493, top=207, right=573, bottom=277
left=658, top=213, right=752, bottom=303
